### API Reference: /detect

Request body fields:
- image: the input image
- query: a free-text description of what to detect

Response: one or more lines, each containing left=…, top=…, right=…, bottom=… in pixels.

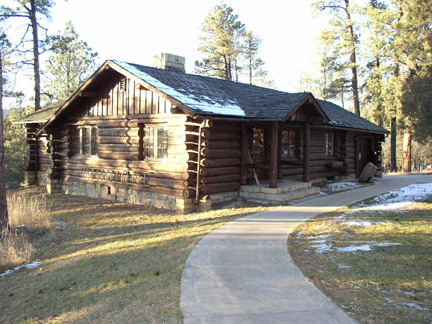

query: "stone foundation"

left=61, top=179, right=194, bottom=212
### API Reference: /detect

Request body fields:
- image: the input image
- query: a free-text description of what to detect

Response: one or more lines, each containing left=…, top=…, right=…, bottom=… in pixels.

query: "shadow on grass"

left=0, top=191, right=265, bottom=323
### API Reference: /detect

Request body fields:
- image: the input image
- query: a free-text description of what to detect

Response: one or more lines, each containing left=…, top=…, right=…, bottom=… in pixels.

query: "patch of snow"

left=338, top=264, right=351, bottom=269
left=313, top=243, right=333, bottom=253
left=313, top=242, right=402, bottom=254
left=401, top=303, right=430, bottom=311
left=341, top=183, right=432, bottom=216
left=401, top=291, right=416, bottom=297
left=342, top=220, right=395, bottom=227
left=345, top=221, right=374, bottom=227
left=327, top=182, right=362, bottom=192
left=113, top=61, right=246, bottom=117
left=374, top=243, right=402, bottom=247
left=0, top=260, right=41, bottom=277
left=54, top=221, right=67, bottom=229
left=372, top=183, right=432, bottom=206
left=337, top=244, right=373, bottom=252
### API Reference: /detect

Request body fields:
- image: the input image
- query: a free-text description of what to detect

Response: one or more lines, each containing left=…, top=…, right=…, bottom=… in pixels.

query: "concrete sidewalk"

left=180, top=174, right=432, bottom=324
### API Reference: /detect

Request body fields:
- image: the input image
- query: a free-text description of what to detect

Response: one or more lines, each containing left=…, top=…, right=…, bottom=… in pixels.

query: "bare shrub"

left=7, top=194, right=52, bottom=231
left=0, top=230, right=34, bottom=270
left=0, top=194, right=52, bottom=270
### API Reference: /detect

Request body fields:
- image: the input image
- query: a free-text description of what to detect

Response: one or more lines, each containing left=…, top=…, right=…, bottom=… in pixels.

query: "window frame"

left=72, top=126, right=98, bottom=157
left=141, top=124, right=169, bottom=160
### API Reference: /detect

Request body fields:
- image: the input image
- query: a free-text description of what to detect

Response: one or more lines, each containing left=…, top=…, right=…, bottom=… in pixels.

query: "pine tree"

left=0, top=0, right=59, bottom=111
left=312, top=0, right=361, bottom=115
left=195, top=3, right=245, bottom=81
left=44, top=21, right=98, bottom=102
left=195, top=3, right=273, bottom=86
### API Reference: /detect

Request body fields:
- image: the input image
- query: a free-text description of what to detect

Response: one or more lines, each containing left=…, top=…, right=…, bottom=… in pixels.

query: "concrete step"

left=240, top=185, right=321, bottom=204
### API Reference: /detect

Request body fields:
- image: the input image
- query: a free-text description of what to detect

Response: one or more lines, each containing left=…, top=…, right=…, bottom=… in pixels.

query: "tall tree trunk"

left=344, top=0, right=360, bottom=116
left=0, top=50, right=9, bottom=231
left=403, top=129, right=412, bottom=173
left=30, top=0, right=41, bottom=111
left=390, top=117, right=397, bottom=172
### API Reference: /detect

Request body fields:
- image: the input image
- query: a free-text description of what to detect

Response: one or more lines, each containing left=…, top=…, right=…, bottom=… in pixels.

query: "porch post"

left=240, top=121, right=248, bottom=185
left=303, top=120, right=310, bottom=182
left=269, top=121, right=279, bottom=188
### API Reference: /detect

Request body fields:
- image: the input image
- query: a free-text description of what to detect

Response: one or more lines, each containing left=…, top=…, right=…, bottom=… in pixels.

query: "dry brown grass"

left=1, top=188, right=52, bottom=271
left=0, top=231, right=34, bottom=269
left=0, top=187, right=270, bottom=324
left=7, top=193, right=52, bottom=230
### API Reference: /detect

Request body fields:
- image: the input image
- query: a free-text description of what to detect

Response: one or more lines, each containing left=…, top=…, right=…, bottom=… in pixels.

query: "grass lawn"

left=289, top=194, right=432, bottom=324
left=0, top=187, right=269, bottom=324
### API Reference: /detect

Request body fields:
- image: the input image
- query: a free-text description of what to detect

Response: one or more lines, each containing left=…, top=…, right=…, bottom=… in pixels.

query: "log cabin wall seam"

left=19, top=58, right=388, bottom=212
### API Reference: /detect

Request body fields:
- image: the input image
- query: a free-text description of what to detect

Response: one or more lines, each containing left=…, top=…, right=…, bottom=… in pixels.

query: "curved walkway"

left=181, top=174, right=432, bottom=324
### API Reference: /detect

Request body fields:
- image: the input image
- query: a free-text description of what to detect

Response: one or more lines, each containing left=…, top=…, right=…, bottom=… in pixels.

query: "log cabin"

left=19, top=53, right=388, bottom=212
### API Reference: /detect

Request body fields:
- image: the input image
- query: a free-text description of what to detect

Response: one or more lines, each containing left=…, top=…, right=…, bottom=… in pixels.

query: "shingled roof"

left=112, top=60, right=388, bottom=133
left=17, top=100, right=65, bottom=124
left=25, top=60, right=387, bottom=135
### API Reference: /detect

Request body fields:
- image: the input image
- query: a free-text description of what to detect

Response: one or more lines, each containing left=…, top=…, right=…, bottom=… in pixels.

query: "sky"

left=4, top=0, right=331, bottom=107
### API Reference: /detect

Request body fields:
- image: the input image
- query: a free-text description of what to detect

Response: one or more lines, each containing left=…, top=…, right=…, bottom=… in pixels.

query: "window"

left=325, top=133, right=334, bottom=156
left=73, top=126, right=98, bottom=156
left=282, top=129, right=299, bottom=158
left=252, top=127, right=265, bottom=161
left=143, top=125, right=168, bottom=159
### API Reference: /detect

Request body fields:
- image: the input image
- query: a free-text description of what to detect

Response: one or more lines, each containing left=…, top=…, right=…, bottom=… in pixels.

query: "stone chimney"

left=153, top=53, right=185, bottom=73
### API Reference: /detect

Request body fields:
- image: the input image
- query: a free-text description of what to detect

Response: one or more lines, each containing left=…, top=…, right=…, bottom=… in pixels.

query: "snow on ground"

left=344, top=221, right=395, bottom=227
left=311, top=242, right=402, bottom=254
left=338, top=183, right=432, bottom=218
left=326, top=181, right=363, bottom=192
left=0, top=260, right=40, bottom=278
left=305, top=183, right=432, bottom=254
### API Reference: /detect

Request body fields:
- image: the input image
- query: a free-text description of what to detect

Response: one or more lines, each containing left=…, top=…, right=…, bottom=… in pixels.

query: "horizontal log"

left=148, top=186, right=185, bottom=198
left=97, top=152, right=138, bottom=160
left=65, top=157, right=188, bottom=173
left=146, top=177, right=191, bottom=190
left=200, top=174, right=240, bottom=184
left=99, top=128, right=139, bottom=137
left=99, top=136, right=140, bottom=144
left=199, top=182, right=240, bottom=194
left=98, top=144, right=139, bottom=153
left=209, top=124, right=241, bottom=133
left=201, top=148, right=241, bottom=159
left=204, top=140, right=240, bottom=149
left=204, top=158, right=241, bottom=168
left=200, top=166, right=240, bottom=177
left=205, top=132, right=241, bottom=141
left=182, top=189, right=196, bottom=199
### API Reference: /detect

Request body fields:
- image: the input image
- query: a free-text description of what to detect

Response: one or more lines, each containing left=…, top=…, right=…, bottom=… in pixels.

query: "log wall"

left=195, top=120, right=242, bottom=196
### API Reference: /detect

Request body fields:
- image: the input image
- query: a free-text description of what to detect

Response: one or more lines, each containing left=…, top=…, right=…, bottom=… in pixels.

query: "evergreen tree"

left=195, top=3, right=273, bottom=86
left=44, top=21, right=98, bottom=102
left=0, top=0, right=59, bottom=111
left=312, top=0, right=361, bottom=115
left=195, top=3, right=245, bottom=81
left=243, top=31, right=273, bottom=87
